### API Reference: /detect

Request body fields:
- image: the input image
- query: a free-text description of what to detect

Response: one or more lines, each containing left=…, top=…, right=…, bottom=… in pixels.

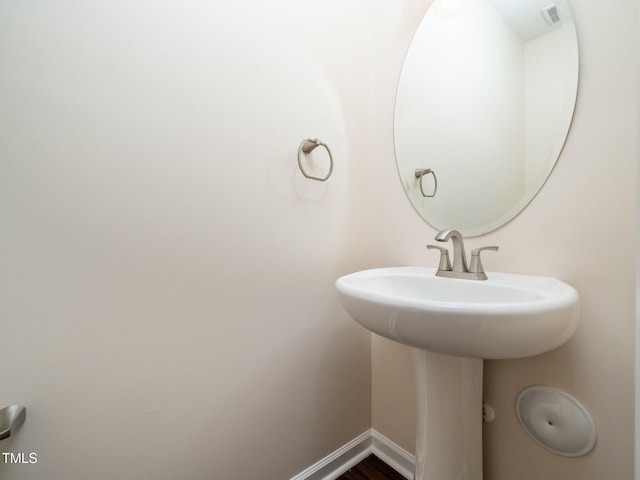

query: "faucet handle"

left=427, top=245, right=452, bottom=271
left=469, top=246, right=499, bottom=275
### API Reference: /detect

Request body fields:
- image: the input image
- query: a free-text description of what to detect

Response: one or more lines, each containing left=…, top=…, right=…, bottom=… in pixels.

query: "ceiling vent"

left=541, top=4, right=561, bottom=25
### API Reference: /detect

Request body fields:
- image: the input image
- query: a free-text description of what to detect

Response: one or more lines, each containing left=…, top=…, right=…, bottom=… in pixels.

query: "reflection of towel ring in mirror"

left=298, top=138, right=334, bottom=182
left=415, top=168, right=437, bottom=197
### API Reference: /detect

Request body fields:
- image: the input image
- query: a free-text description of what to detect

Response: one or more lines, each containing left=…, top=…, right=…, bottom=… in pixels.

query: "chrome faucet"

left=435, top=229, right=468, bottom=273
left=427, top=229, right=498, bottom=280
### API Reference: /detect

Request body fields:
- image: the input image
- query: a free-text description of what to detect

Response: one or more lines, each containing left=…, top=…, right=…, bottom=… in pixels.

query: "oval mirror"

left=394, top=0, right=578, bottom=236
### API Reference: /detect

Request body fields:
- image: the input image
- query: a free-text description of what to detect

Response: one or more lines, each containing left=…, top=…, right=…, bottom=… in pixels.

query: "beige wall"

left=0, top=1, right=375, bottom=478
left=367, top=0, right=637, bottom=478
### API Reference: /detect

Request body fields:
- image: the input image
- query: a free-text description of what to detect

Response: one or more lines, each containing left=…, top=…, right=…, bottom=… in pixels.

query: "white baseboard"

left=290, top=429, right=415, bottom=480
left=370, top=430, right=415, bottom=480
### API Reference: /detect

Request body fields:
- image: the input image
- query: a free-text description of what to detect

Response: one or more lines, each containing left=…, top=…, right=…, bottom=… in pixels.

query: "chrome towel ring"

left=297, top=138, right=333, bottom=182
left=415, top=168, right=437, bottom=197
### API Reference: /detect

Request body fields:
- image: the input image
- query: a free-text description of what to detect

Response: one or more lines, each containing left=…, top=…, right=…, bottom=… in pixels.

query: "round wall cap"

left=516, top=385, right=596, bottom=457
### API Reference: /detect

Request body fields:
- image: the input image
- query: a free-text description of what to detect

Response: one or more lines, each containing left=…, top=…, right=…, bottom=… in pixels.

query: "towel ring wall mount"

left=297, top=138, right=334, bottom=182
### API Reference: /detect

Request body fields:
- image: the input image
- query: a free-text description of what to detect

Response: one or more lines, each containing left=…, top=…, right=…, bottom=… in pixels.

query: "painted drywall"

left=0, top=1, right=374, bottom=478
left=367, top=0, right=636, bottom=478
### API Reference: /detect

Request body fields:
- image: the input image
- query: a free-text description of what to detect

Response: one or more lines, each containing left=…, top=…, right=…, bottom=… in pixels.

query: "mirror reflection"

left=394, top=0, right=578, bottom=236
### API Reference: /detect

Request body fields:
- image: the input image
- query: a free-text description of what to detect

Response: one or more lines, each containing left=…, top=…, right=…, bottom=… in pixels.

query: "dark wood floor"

left=337, top=455, right=406, bottom=480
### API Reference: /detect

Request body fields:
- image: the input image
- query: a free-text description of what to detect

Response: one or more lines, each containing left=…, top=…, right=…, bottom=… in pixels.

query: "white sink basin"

left=336, top=267, right=579, bottom=359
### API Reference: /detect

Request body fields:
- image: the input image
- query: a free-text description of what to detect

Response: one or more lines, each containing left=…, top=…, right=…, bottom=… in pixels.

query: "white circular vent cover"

left=516, top=385, right=597, bottom=457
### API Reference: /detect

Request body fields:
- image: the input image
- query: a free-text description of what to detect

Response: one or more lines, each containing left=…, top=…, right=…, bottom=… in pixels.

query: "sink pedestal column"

left=410, top=348, right=483, bottom=480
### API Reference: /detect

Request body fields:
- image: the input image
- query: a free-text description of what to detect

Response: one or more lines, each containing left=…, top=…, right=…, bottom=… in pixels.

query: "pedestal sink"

left=335, top=267, right=579, bottom=480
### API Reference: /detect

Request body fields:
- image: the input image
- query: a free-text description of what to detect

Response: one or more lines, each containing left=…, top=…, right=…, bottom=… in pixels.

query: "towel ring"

left=415, top=168, right=437, bottom=197
left=297, top=138, right=334, bottom=182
